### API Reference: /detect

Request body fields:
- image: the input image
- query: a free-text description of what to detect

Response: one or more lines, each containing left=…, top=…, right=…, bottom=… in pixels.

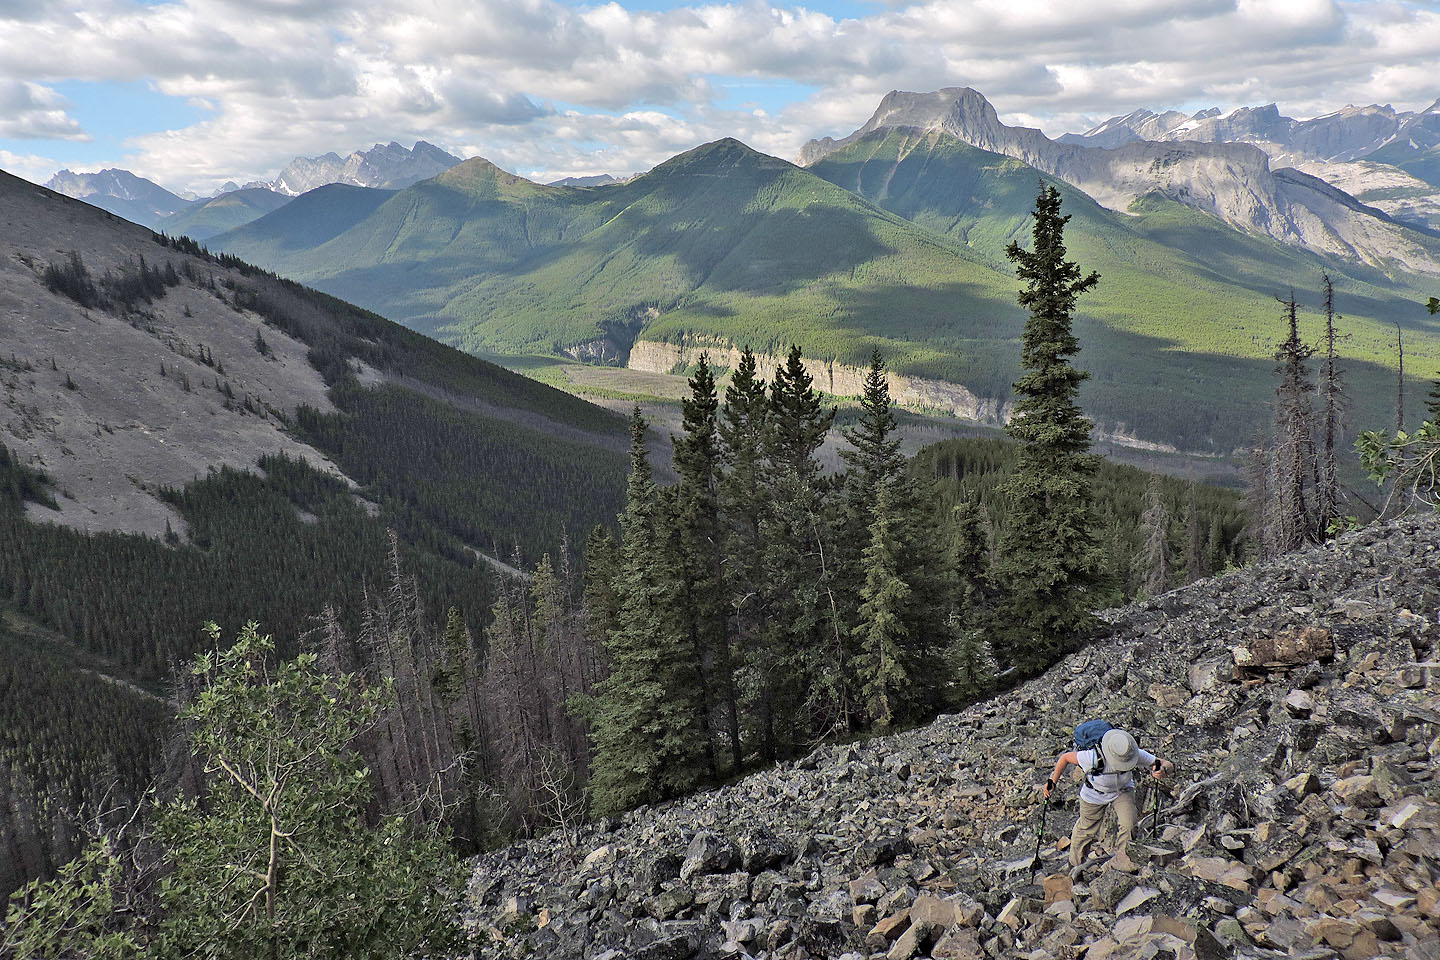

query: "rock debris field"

left=467, top=515, right=1440, bottom=960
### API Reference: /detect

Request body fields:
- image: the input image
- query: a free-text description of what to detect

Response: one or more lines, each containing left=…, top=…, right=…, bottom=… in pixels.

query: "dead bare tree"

left=1316, top=274, right=1347, bottom=537
left=1272, top=293, right=1316, bottom=555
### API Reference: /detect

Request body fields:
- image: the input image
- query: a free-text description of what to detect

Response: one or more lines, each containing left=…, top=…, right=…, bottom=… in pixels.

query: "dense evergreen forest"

left=918, top=438, right=1247, bottom=606
left=0, top=234, right=629, bottom=899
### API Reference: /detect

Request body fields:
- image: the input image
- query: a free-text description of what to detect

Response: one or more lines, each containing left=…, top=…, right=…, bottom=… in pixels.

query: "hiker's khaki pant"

left=1070, top=791, right=1137, bottom=867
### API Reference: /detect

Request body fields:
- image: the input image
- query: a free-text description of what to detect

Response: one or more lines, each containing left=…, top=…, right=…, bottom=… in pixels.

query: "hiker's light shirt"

left=1076, top=747, right=1156, bottom=805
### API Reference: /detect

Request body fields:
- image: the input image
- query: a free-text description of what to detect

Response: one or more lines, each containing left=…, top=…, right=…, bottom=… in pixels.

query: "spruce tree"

left=949, top=623, right=995, bottom=706
left=589, top=409, right=706, bottom=814
left=841, top=351, right=906, bottom=510
left=839, top=351, right=950, bottom=719
left=718, top=349, right=772, bottom=761
left=991, top=182, right=1103, bottom=672
left=944, top=494, right=994, bottom=706
left=839, top=351, right=909, bottom=632
left=851, top=482, right=910, bottom=728
left=950, top=495, right=990, bottom=612
left=767, top=345, right=835, bottom=481
left=762, top=347, right=842, bottom=747
left=671, top=355, right=738, bottom=772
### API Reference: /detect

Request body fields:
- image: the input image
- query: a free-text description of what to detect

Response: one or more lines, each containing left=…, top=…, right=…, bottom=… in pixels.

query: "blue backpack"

left=1074, top=719, right=1113, bottom=777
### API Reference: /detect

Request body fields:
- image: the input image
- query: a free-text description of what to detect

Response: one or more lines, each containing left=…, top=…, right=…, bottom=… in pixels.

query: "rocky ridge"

left=1059, top=99, right=1440, bottom=235
left=466, top=516, right=1440, bottom=959
left=798, top=88, right=1440, bottom=276
left=43, top=167, right=193, bottom=229
left=1063, top=101, right=1440, bottom=166
left=268, top=140, right=462, bottom=196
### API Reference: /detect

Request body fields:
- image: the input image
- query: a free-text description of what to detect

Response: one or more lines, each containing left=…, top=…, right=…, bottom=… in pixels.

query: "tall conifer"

left=851, top=482, right=910, bottom=728
left=589, top=409, right=706, bottom=814
left=991, top=182, right=1103, bottom=671
left=840, top=351, right=948, bottom=717
left=671, top=355, right=739, bottom=772
left=762, top=347, right=842, bottom=747
left=718, top=349, right=772, bottom=761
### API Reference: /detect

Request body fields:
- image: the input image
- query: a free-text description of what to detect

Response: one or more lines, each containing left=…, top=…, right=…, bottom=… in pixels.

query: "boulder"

left=680, top=831, right=736, bottom=881
left=738, top=829, right=791, bottom=873
left=930, top=926, right=984, bottom=960
left=1233, top=625, right=1333, bottom=673
left=1089, top=870, right=1139, bottom=911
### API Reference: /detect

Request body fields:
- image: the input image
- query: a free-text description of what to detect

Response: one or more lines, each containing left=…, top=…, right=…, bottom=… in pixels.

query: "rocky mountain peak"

left=42, top=168, right=192, bottom=228
left=466, top=516, right=1440, bottom=959
left=799, top=87, right=1440, bottom=275
left=269, top=140, right=464, bottom=196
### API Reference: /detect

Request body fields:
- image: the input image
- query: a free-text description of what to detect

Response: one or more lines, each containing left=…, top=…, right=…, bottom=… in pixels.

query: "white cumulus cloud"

left=0, top=0, right=1435, bottom=192
left=0, top=80, right=88, bottom=141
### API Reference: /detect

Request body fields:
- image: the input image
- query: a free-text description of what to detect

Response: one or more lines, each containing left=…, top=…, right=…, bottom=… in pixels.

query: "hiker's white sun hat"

left=1100, top=729, right=1139, bottom=772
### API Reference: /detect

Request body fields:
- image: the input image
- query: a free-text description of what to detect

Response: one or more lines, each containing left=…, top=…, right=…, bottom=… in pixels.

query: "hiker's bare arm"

left=1044, top=752, right=1078, bottom=797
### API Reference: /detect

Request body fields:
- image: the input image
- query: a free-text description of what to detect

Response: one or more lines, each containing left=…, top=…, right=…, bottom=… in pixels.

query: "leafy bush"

left=0, top=624, right=467, bottom=960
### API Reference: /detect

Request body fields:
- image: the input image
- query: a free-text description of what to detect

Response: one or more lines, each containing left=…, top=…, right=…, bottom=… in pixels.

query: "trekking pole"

left=1149, top=759, right=1163, bottom=837
left=1031, top=782, right=1053, bottom=871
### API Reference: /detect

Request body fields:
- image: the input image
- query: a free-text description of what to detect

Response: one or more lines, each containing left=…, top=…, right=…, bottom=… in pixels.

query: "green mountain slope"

left=214, top=182, right=395, bottom=262
left=214, top=137, right=1440, bottom=452
left=808, top=127, right=1440, bottom=447
left=219, top=141, right=1024, bottom=371
left=157, top=187, right=292, bottom=240
left=1367, top=141, right=1440, bottom=191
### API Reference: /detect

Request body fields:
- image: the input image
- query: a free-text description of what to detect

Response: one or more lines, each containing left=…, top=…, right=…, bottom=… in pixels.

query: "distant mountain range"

left=547, top=174, right=622, bottom=187
left=17, top=87, right=1440, bottom=454
left=205, top=89, right=1440, bottom=454
left=267, top=140, right=462, bottom=196
left=42, top=168, right=193, bottom=227
left=1060, top=100, right=1440, bottom=163
left=798, top=88, right=1440, bottom=274
left=1059, top=98, right=1440, bottom=232
left=42, top=141, right=464, bottom=232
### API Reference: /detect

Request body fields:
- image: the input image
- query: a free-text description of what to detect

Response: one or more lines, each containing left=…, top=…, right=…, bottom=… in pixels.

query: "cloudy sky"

left=2, top=0, right=1438, bottom=194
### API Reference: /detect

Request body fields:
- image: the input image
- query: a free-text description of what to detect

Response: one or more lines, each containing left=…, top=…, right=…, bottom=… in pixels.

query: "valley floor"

left=487, top=354, right=1244, bottom=486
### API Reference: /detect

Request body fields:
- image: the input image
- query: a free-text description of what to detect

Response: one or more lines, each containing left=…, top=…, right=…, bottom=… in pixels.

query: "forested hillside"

left=212, top=138, right=1440, bottom=454
left=0, top=170, right=629, bottom=896
left=154, top=187, right=292, bottom=241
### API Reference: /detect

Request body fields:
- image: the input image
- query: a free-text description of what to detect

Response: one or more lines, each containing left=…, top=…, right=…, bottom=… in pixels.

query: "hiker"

left=1044, top=727, right=1173, bottom=871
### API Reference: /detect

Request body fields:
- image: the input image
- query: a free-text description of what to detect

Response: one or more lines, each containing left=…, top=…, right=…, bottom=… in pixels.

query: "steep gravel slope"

left=468, top=516, right=1440, bottom=960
